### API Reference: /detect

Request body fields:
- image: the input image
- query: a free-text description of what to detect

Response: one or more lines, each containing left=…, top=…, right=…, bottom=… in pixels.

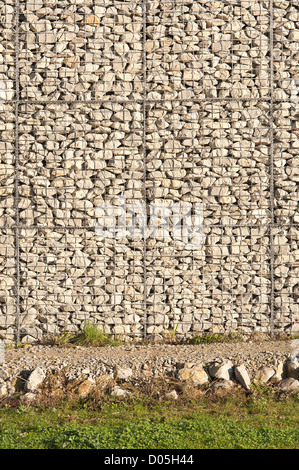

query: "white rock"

left=289, top=30, right=299, bottom=41
left=177, top=363, right=209, bottom=386
left=234, top=364, right=251, bottom=390
left=21, top=392, right=37, bottom=404
left=113, top=366, right=133, bottom=381
left=255, top=366, right=275, bottom=384
left=286, top=358, right=299, bottom=380
left=209, top=361, right=234, bottom=381
left=25, top=367, right=46, bottom=392
left=111, top=386, right=132, bottom=398
left=0, top=384, right=7, bottom=398
left=164, top=390, right=178, bottom=400
left=279, top=378, right=299, bottom=393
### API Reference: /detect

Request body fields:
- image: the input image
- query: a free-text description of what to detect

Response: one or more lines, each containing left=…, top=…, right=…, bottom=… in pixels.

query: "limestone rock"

left=286, top=356, right=299, bottom=380
left=25, top=367, right=46, bottom=392
left=209, top=361, right=234, bottom=381
left=111, top=386, right=132, bottom=398
left=254, top=366, right=275, bottom=384
left=272, top=361, right=287, bottom=382
left=21, top=392, right=37, bottom=404
left=77, top=378, right=95, bottom=397
left=164, top=390, right=178, bottom=400
left=114, top=366, right=133, bottom=381
left=210, top=380, right=234, bottom=394
left=234, top=364, right=251, bottom=390
left=177, top=363, right=209, bottom=386
left=0, top=383, right=7, bottom=398
left=279, top=378, right=299, bottom=393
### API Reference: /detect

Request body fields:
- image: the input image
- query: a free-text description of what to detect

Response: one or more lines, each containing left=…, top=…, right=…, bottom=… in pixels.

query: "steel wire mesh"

left=0, top=0, right=297, bottom=343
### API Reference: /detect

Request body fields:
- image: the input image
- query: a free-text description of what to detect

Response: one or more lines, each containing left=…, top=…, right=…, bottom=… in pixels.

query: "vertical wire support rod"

left=269, top=0, right=275, bottom=337
left=14, top=0, right=21, bottom=344
left=142, top=0, right=148, bottom=339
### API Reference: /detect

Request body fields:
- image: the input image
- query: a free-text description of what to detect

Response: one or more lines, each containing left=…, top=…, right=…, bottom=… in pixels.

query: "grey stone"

left=286, top=358, right=299, bottom=380
left=114, top=366, right=133, bottom=381
left=25, top=367, right=46, bottom=392
left=164, top=390, right=178, bottom=400
left=279, top=378, right=299, bottom=393
left=210, top=380, right=234, bottom=393
left=255, top=366, right=275, bottom=384
left=177, top=363, right=209, bottom=386
left=209, top=361, right=234, bottom=381
left=111, top=386, right=132, bottom=398
left=234, top=364, right=251, bottom=390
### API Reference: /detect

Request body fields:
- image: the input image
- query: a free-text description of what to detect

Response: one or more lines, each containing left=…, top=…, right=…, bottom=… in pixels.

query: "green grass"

left=48, top=322, right=123, bottom=347
left=187, top=332, right=243, bottom=345
left=19, top=329, right=299, bottom=349
left=0, top=390, right=298, bottom=449
left=72, top=322, right=123, bottom=347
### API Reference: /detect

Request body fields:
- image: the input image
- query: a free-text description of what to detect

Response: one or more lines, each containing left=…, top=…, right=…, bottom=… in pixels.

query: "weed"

left=72, top=322, right=123, bottom=347
left=39, top=329, right=298, bottom=348
left=0, top=391, right=298, bottom=449
left=16, top=404, right=30, bottom=414
left=50, top=331, right=77, bottom=347
left=45, top=323, right=123, bottom=348
left=4, top=342, right=29, bottom=350
left=187, top=332, right=243, bottom=345
left=161, top=322, right=181, bottom=343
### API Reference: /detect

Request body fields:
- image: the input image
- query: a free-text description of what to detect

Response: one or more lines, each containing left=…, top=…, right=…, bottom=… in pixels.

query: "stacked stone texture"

left=0, top=0, right=298, bottom=342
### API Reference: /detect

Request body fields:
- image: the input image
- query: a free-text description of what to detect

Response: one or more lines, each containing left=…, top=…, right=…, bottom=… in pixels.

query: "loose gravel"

left=2, top=340, right=293, bottom=380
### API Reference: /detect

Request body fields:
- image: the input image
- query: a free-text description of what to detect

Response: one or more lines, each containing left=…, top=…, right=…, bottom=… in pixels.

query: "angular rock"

left=234, top=364, right=251, bottom=390
left=278, top=378, right=299, bottom=393
left=177, top=363, right=209, bottom=386
left=210, top=380, right=234, bottom=393
left=0, top=368, right=9, bottom=382
left=254, top=366, right=275, bottom=384
left=209, top=360, right=234, bottom=381
left=272, top=361, right=287, bottom=382
left=77, top=378, right=95, bottom=397
left=111, top=386, right=132, bottom=398
left=164, top=390, right=178, bottom=400
left=286, top=358, right=299, bottom=380
left=114, top=366, right=133, bottom=381
left=25, top=367, right=46, bottom=392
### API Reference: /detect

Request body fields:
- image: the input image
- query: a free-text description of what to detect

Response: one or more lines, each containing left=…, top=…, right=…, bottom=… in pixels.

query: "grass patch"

left=187, top=332, right=243, bottom=345
left=47, top=322, right=123, bottom=347
left=0, top=390, right=298, bottom=449
left=72, top=322, right=123, bottom=347
left=22, top=328, right=299, bottom=349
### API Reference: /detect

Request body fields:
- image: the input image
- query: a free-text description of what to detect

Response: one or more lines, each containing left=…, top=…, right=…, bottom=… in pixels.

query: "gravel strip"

left=2, top=340, right=293, bottom=380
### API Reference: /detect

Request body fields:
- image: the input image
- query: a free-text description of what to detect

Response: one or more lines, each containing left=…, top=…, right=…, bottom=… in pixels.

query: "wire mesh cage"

left=0, top=0, right=298, bottom=343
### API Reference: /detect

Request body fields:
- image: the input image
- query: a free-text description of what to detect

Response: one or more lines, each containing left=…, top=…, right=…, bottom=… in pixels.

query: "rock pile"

left=0, top=0, right=298, bottom=341
left=0, top=351, right=298, bottom=404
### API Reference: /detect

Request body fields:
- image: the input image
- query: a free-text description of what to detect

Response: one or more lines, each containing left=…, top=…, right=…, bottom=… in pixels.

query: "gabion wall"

left=0, top=0, right=298, bottom=343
